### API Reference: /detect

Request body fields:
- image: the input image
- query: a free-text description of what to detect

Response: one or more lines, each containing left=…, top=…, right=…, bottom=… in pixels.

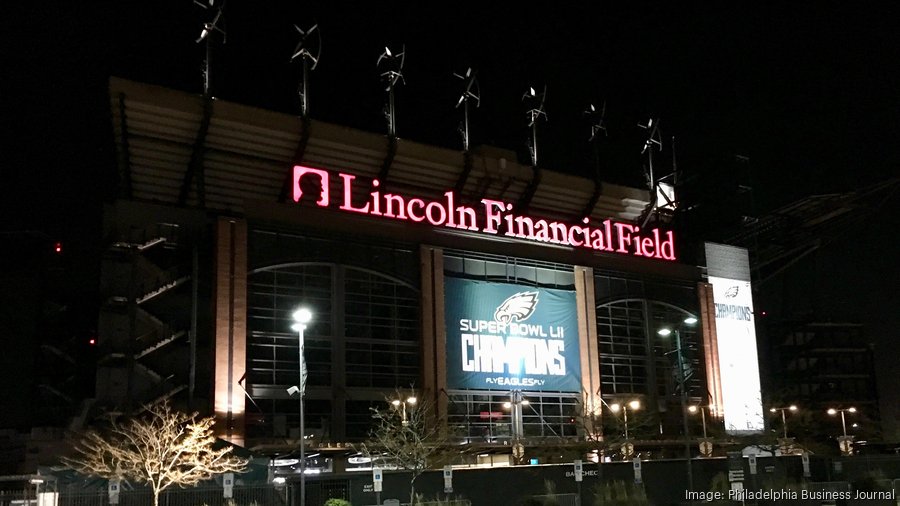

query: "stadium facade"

left=98, top=78, right=760, bottom=462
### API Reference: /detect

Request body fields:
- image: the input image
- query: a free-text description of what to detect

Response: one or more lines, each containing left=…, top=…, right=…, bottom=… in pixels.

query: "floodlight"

left=293, top=307, right=313, bottom=324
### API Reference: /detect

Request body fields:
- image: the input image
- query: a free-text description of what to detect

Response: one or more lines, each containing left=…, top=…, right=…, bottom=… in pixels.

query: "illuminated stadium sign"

left=443, top=278, right=581, bottom=392
left=705, top=243, right=765, bottom=435
left=292, top=165, right=676, bottom=260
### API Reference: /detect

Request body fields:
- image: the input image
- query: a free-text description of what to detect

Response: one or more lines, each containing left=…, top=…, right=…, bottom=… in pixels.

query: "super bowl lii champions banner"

left=444, top=277, right=581, bottom=392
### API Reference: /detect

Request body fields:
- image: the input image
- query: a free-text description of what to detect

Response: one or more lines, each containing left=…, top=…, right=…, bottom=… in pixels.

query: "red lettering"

left=568, top=225, right=583, bottom=247
left=614, top=222, right=635, bottom=253
left=444, top=192, right=456, bottom=227
left=370, top=179, right=382, bottom=215
left=425, top=201, right=447, bottom=225
left=534, top=220, right=550, bottom=241
left=338, top=173, right=368, bottom=213
left=659, top=230, right=676, bottom=260
left=549, top=222, right=567, bottom=244
left=514, top=216, right=535, bottom=238
left=503, top=213, right=516, bottom=236
left=407, top=198, right=426, bottom=222
left=641, top=237, right=655, bottom=257
left=384, top=194, right=407, bottom=219
left=456, top=206, right=478, bottom=230
left=603, top=220, right=614, bottom=251
left=481, top=199, right=504, bottom=234
left=292, top=168, right=678, bottom=262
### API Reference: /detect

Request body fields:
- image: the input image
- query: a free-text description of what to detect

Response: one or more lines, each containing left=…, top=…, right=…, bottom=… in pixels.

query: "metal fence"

left=44, top=486, right=283, bottom=506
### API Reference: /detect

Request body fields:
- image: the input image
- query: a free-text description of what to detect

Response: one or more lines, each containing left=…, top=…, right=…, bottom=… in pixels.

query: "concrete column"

left=575, top=266, right=602, bottom=429
left=212, top=218, right=247, bottom=446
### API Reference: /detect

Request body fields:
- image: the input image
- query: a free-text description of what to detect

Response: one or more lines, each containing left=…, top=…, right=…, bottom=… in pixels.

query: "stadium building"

left=96, top=77, right=763, bottom=467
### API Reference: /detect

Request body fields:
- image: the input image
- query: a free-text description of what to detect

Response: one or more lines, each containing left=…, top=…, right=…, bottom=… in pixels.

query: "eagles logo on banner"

left=494, top=291, right=539, bottom=323
left=444, top=278, right=581, bottom=392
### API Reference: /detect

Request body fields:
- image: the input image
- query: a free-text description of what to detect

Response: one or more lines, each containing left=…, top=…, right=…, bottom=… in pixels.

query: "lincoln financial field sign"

left=444, top=278, right=581, bottom=392
left=292, top=166, right=677, bottom=260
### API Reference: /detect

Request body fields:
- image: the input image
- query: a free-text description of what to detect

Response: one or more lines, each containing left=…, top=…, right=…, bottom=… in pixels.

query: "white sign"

left=573, top=460, right=583, bottom=482
left=632, top=458, right=642, bottom=484
left=748, top=455, right=757, bottom=475
left=709, top=275, right=764, bottom=434
left=223, top=472, right=234, bottom=499
left=108, top=480, right=120, bottom=505
left=802, top=452, right=810, bottom=478
left=373, top=468, right=383, bottom=492
left=37, top=492, right=58, bottom=506
left=443, top=465, right=453, bottom=493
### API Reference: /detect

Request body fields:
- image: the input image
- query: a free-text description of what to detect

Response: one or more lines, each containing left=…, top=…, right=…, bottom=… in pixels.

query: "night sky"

left=2, top=3, right=899, bottom=433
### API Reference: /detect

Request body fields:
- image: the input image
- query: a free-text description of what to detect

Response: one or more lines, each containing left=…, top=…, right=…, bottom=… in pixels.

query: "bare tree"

left=357, top=391, right=449, bottom=505
left=63, top=400, right=248, bottom=506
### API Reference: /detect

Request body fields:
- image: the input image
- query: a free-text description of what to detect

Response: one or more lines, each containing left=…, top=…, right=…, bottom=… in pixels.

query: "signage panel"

left=709, top=274, right=764, bottom=434
left=373, top=468, right=383, bottom=492
left=707, top=241, right=764, bottom=435
left=443, top=465, right=453, bottom=493
left=292, top=165, right=677, bottom=261
left=444, top=278, right=581, bottom=392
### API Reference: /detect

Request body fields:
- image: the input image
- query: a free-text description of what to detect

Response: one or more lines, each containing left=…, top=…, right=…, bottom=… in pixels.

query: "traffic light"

left=54, top=242, right=62, bottom=254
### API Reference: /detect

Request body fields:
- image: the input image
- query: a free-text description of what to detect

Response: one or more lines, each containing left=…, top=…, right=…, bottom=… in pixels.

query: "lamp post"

left=504, top=391, right=529, bottom=461
left=688, top=405, right=708, bottom=439
left=827, top=407, right=856, bottom=437
left=392, top=395, right=418, bottom=426
left=658, top=315, right=698, bottom=491
left=609, top=399, right=640, bottom=440
left=828, top=407, right=856, bottom=456
left=291, top=307, right=313, bottom=506
left=689, top=404, right=716, bottom=457
left=769, top=405, right=798, bottom=439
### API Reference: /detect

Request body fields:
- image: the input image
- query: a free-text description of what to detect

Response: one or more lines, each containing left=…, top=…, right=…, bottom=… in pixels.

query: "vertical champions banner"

left=444, top=278, right=581, bottom=392
left=706, top=243, right=765, bottom=435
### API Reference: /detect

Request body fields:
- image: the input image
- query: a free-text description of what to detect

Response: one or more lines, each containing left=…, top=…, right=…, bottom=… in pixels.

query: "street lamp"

left=658, top=315, right=698, bottom=491
left=392, top=395, right=418, bottom=426
left=828, top=407, right=856, bottom=456
left=688, top=405, right=710, bottom=439
left=827, top=407, right=856, bottom=437
left=609, top=399, right=640, bottom=440
left=291, top=306, right=313, bottom=506
left=769, top=405, right=798, bottom=439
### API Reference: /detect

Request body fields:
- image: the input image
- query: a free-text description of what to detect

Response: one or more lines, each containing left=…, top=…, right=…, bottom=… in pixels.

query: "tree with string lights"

left=63, top=400, right=247, bottom=506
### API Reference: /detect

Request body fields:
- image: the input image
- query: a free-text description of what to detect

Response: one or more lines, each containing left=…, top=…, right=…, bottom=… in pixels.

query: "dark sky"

left=5, top=2, right=900, bottom=217
left=2, top=2, right=899, bottom=431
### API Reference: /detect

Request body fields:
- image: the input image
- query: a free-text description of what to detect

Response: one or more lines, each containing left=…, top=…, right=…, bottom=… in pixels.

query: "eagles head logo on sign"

left=494, top=291, right=539, bottom=323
